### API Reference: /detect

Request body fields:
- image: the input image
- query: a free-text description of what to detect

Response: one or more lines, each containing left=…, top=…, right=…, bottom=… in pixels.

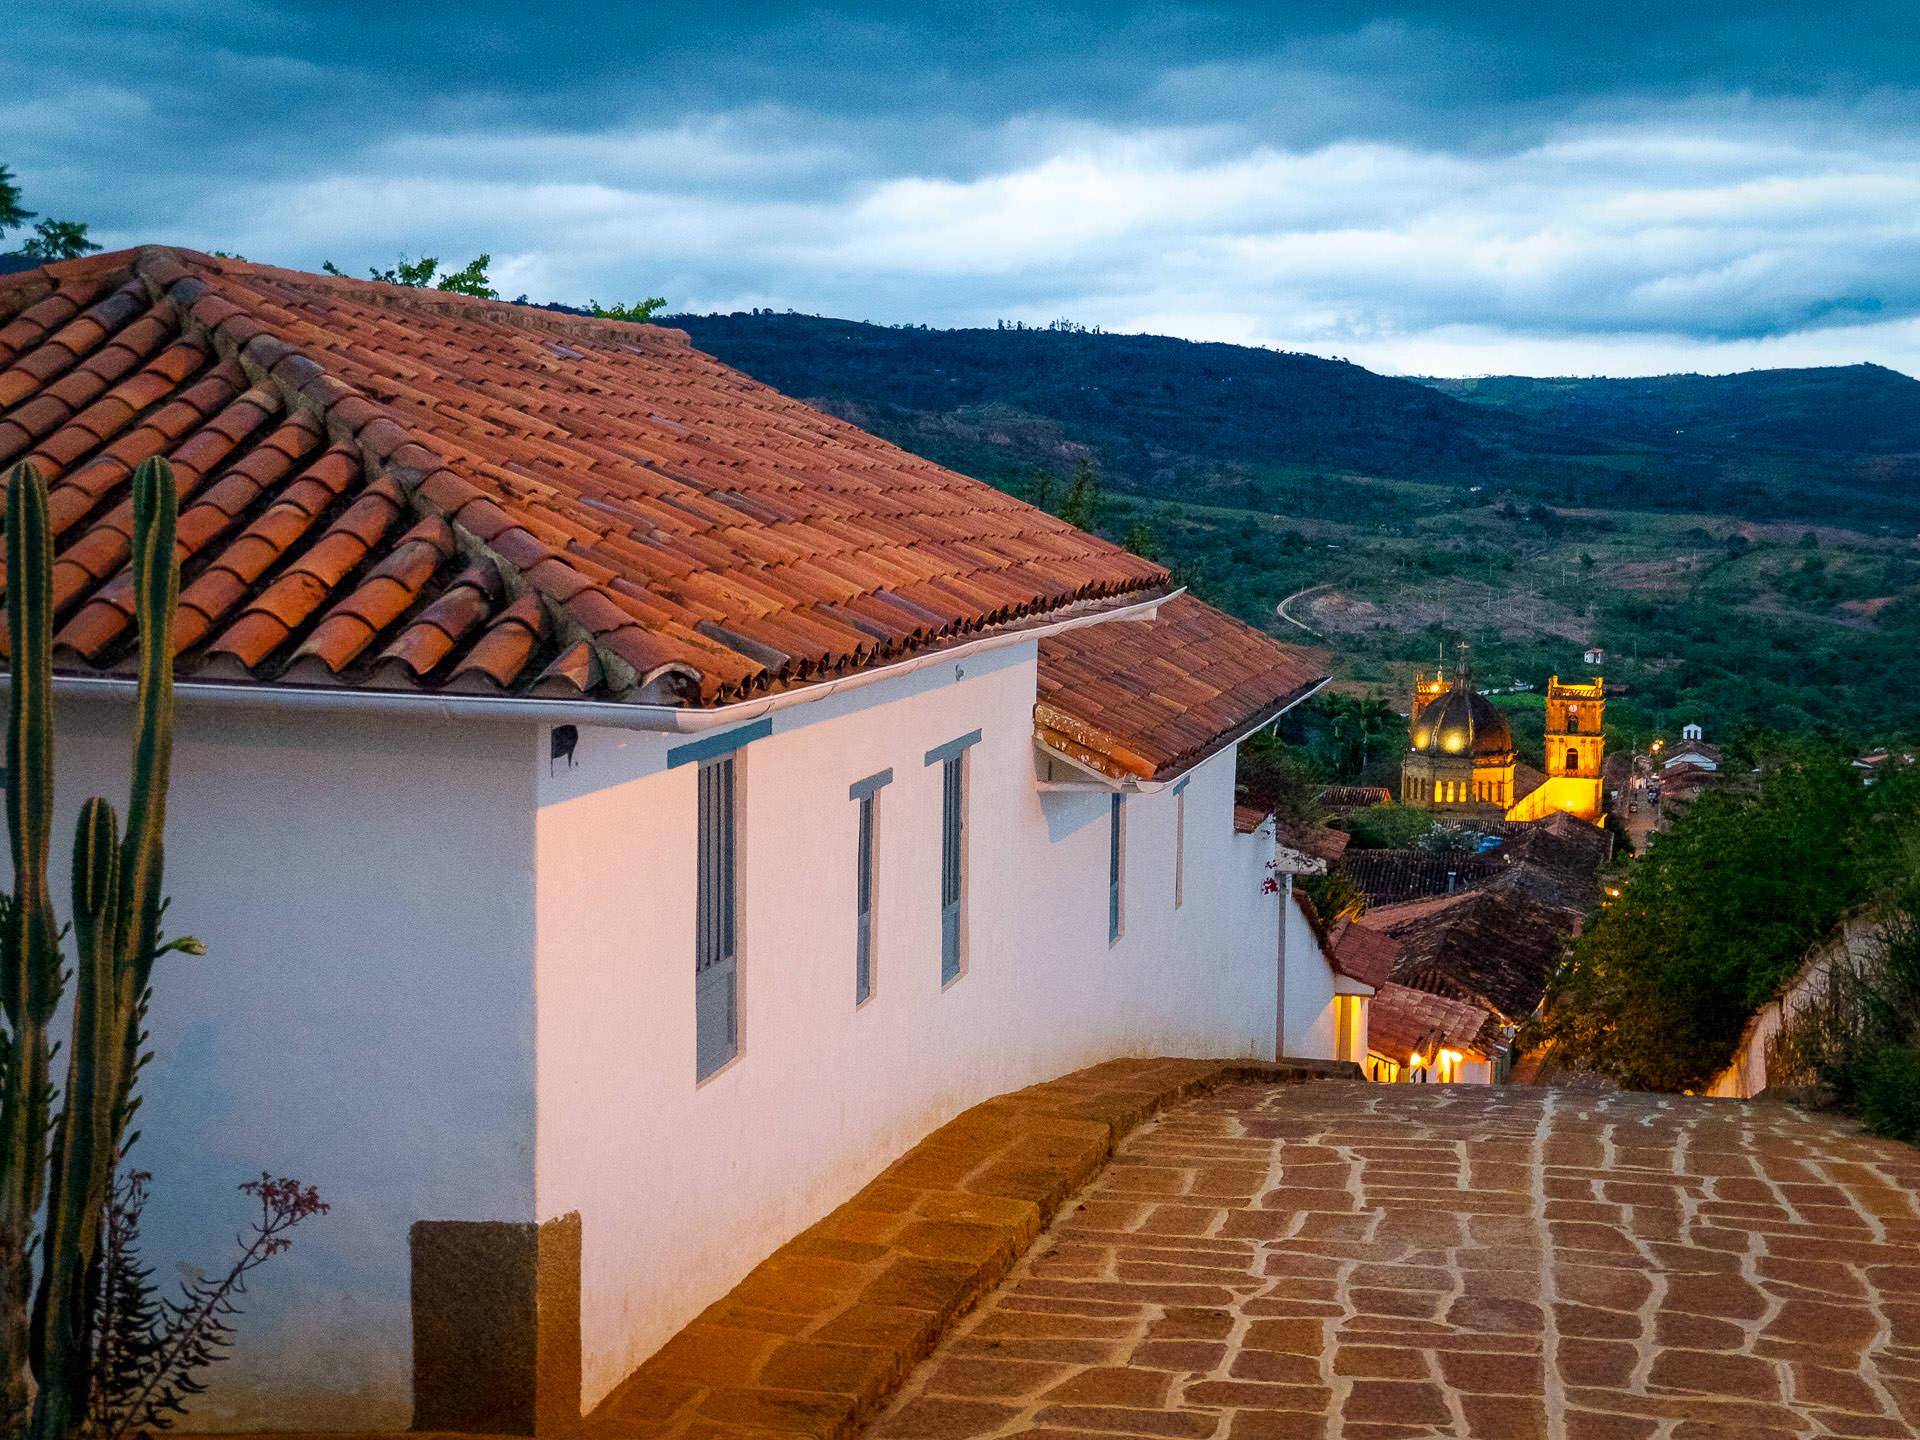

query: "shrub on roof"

left=1337, top=803, right=1438, bottom=851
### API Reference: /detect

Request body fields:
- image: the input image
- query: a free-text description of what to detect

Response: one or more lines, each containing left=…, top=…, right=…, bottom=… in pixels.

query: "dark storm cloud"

left=6, top=2, right=1919, bottom=374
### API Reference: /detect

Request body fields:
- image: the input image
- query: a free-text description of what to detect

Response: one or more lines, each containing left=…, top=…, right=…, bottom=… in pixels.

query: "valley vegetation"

left=676, top=312, right=1920, bottom=754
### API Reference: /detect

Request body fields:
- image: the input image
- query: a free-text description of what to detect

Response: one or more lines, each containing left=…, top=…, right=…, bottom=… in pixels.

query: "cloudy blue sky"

left=7, top=2, right=1919, bottom=376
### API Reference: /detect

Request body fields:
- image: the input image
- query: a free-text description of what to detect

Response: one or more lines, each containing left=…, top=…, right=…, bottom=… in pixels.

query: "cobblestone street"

left=873, top=1082, right=1920, bottom=1440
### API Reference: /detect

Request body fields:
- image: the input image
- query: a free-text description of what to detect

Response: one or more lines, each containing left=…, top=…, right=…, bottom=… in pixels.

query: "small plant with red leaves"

left=85, top=1173, right=327, bottom=1439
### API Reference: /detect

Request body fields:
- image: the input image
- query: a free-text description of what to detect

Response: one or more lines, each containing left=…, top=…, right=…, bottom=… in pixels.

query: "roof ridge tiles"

left=7, top=246, right=1182, bottom=706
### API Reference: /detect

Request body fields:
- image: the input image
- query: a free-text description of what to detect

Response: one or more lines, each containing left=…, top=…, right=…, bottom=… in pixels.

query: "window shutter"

left=696, top=756, right=739, bottom=1078
left=940, top=756, right=963, bottom=984
left=856, top=792, right=875, bottom=1004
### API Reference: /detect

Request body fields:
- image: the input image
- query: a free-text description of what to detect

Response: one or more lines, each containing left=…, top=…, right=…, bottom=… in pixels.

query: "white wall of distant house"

left=1707, top=914, right=1879, bottom=1100
left=532, top=638, right=1282, bottom=1409
left=11, top=698, right=539, bottom=1432
left=1278, top=886, right=1338, bottom=1061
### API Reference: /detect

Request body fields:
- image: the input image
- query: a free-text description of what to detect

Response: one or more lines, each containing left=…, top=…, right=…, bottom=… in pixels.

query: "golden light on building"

left=1399, top=645, right=1520, bottom=811
left=1402, top=650, right=1608, bottom=826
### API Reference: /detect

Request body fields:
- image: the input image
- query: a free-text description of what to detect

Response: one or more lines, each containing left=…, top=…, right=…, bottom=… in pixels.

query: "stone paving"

left=871, top=1082, right=1920, bottom=1440
left=585, top=1059, right=1353, bottom=1440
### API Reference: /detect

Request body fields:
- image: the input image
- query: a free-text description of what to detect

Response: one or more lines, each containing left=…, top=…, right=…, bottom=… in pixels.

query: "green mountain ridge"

left=1418, top=364, right=1920, bottom=458
left=670, top=312, right=1919, bottom=527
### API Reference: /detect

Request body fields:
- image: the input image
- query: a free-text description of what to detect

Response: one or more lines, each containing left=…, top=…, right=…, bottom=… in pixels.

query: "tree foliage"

left=324, top=254, right=498, bottom=298
left=1322, top=694, right=1397, bottom=778
left=1057, top=459, right=1100, bottom=531
left=590, top=297, right=668, bottom=322
left=0, top=165, right=99, bottom=261
left=1534, top=748, right=1919, bottom=1091
left=0, top=165, right=32, bottom=240
left=21, top=221, right=101, bottom=262
left=1235, top=729, right=1326, bottom=827
left=1337, top=803, right=1439, bottom=851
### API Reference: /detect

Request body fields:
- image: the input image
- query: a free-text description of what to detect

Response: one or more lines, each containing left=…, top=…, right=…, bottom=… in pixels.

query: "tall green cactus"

left=0, top=456, right=194, bottom=1439
left=2, top=449, right=62, bottom=1433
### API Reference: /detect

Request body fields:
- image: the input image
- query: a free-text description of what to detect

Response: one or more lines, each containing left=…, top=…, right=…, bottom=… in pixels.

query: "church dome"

left=1411, top=685, right=1514, bottom=760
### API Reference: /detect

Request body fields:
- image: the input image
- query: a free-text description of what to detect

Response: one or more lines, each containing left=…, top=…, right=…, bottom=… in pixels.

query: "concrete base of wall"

left=410, top=1213, right=581, bottom=1435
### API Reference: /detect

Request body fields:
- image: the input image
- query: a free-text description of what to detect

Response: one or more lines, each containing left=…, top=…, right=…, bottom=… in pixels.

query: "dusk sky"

left=8, top=2, right=1919, bottom=376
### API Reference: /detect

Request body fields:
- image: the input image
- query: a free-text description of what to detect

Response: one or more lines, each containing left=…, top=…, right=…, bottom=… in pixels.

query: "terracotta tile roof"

left=1339, top=813, right=1608, bottom=911
left=1511, top=760, right=1548, bottom=805
left=1376, top=887, right=1579, bottom=1024
left=1326, top=918, right=1397, bottom=990
left=1034, top=593, right=1326, bottom=782
left=1351, top=812, right=1609, bottom=1025
left=1276, top=820, right=1349, bottom=862
left=0, top=248, right=1166, bottom=704
left=1664, top=741, right=1722, bottom=767
left=1233, top=803, right=1272, bottom=835
left=1367, top=981, right=1490, bottom=1066
left=1339, top=848, right=1502, bottom=906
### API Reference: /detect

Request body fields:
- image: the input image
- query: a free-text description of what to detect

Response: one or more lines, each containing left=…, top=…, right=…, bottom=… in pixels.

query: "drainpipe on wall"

left=1275, top=870, right=1290, bottom=1062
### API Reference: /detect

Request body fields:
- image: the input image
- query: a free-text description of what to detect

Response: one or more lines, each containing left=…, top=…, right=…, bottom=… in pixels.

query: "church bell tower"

left=1541, top=676, right=1605, bottom=820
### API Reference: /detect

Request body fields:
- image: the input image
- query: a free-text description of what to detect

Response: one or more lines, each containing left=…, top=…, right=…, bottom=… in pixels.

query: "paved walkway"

left=586, top=1060, right=1352, bottom=1440
left=872, top=1082, right=1920, bottom=1440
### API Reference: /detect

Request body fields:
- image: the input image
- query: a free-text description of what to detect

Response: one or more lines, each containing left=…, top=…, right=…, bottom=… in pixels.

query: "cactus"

left=0, top=456, right=194, bottom=1438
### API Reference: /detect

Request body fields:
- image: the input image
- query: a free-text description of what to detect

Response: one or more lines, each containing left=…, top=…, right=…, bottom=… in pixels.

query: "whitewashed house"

left=1664, top=728, right=1721, bottom=773
left=0, top=250, right=1328, bottom=1432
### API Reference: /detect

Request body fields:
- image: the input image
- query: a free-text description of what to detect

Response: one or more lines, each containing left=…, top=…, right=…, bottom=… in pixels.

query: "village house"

left=1365, top=976, right=1497, bottom=1084
left=1331, top=812, right=1610, bottom=1082
left=0, top=249, right=1329, bottom=1432
left=1664, top=727, right=1722, bottom=773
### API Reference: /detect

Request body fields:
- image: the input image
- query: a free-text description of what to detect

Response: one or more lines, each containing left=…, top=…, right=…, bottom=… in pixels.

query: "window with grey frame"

left=855, top=789, right=878, bottom=1004
left=695, top=755, right=739, bottom=1079
left=939, top=754, right=965, bottom=984
left=1108, top=793, right=1126, bottom=943
left=1172, top=779, right=1188, bottom=909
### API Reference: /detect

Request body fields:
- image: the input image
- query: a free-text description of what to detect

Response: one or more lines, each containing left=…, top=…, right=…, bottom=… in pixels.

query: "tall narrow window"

left=1108, top=793, right=1126, bottom=943
left=695, top=755, right=739, bottom=1079
left=1172, top=785, right=1186, bottom=909
left=855, top=789, right=877, bottom=1004
left=1565, top=746, right=1580, bottom=772
left=939, top=754, right=966, bottom=984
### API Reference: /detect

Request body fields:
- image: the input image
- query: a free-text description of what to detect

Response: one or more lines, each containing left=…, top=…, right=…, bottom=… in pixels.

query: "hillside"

left=1421, top=365, right=1920, bottom=458
left=672, top=313, right=1920, bottom=527
left=669, top=312, right=1920, bottom=749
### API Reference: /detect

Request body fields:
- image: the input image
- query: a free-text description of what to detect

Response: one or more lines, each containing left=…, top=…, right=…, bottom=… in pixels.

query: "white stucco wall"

left=532, top=641, right=1283, bottom=1408
left=1277, top=884, right=1338, bottom=1061
left=13, top=633, right=1296, bottom=1429
left=8, top=697, right=540, bottom=1431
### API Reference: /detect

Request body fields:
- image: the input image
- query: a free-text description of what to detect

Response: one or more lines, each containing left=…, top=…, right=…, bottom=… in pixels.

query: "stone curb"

left=585, top=1056, right=1356, bottom=1440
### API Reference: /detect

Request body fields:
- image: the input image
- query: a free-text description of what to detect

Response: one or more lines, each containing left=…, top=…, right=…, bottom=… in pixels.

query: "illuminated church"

left=1400, top=649, right=1606, bottom=824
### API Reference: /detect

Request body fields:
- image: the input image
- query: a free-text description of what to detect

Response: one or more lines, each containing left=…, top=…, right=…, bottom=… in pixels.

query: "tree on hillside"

left=1324, top=694, right=1397, bottom=778
left=1057, top=459, right=1100, bottom=530
left=1532, top=747, right=1919, bottom=1091
left=0, top=165, right=30, bottom=240
left=591, top=297, right=669, bottom=322
left=0, top=165, right=101, bottom=260
left=20, top=220, right=100, bottom=262
left=1029, top=469, right=1057, bottom=513
left=323, top=253, right=499, bottom=299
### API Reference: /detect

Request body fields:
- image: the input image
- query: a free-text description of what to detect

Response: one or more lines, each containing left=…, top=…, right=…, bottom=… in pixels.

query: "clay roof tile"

left=2, top=246, right=1175, bottom=706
